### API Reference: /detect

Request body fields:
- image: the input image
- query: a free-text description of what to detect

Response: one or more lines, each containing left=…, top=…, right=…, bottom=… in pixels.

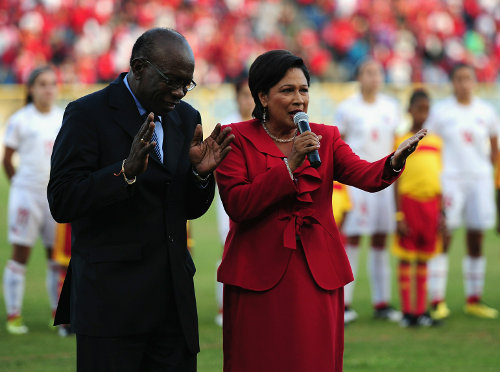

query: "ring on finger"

left=140, top=138, right=146, bottom=144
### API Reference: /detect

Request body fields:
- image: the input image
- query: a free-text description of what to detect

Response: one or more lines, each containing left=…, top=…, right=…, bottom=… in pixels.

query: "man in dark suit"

left=48, top=28, right=234, bottom=371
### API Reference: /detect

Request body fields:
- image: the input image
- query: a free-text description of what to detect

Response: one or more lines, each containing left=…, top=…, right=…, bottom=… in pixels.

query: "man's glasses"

left=142, top=59, right=197, bottom=92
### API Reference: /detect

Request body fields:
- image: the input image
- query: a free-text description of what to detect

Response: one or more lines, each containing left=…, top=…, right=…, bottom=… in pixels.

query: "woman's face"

left=30, top=70, right=58, bottom=109
left=258, top=67, right=309, bottom=129
left=236, top=83, right=254, bottom=120
left=452, top=66, right=475, bottom=102
left=409, top=97, right=430, bottom=128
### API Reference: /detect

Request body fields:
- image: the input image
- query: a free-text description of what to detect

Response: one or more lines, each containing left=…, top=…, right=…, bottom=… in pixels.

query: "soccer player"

left=393, top=89, right=442, bottom=327
left=335, top=59, right=402, bottom=323
left=426, top=63, right=498, bottom=319
left=2, top=66, right=63, bottom=334
left=215, top=77, right=254, bottom=326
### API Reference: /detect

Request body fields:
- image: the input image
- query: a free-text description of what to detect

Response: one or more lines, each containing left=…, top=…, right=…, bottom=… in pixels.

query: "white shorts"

left=442, top=174, right=495, bottom=230
left=342, top=185, right=396, bottom=236
left=7, top=186, right=56, bottom=247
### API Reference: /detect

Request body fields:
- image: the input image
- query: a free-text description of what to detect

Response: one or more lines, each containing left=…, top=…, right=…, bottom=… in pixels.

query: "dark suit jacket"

left=48, top=73, right=214, bottom=354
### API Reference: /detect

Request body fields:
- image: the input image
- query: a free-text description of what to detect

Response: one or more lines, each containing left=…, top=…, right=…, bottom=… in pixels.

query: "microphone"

left=293, top=112, right=321, bottom=168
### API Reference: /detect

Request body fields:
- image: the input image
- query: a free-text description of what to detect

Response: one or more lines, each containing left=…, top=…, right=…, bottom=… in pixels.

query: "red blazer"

left=216, top=119, right=401, bottom=291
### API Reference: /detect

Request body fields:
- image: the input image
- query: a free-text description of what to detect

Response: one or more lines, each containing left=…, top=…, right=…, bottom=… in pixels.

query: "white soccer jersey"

left=215, top=112, right=243, bottom=245
left=335, top=93, right=400, bottom=162
left=426, top=97, right=498, bottom=176
left=4, top=103, right=63, bottom=190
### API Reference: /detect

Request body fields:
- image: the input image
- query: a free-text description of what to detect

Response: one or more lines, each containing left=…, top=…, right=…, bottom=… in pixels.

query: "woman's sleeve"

left=215, top=130, right=297, bottom=223
left=332, top=128, right=400, bottom=191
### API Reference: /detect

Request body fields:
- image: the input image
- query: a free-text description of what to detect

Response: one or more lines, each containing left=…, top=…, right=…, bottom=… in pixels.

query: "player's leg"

left=344, top=235, right=360, bottom=323
left=342, top=187, right=370, bottom=324
left=215, top=259, right=223, bottom=326
left=463, top=176, right=497, bottom=319
left=397, top=259, right=413, bottom=327
left=41, top=196, right=60, bottom=324
left=428, top=176, right=461, bottom=319
left=3, top=187, right=39, bottom=334
left=369, top=187, right=400, bottom=321
left=414, top=197, right=442, bottom=326
left=3, top=244, right=31, bottom=334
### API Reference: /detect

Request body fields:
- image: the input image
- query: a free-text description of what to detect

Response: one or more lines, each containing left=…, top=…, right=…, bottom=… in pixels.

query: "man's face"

left=133, top=40, right=195, bottom=116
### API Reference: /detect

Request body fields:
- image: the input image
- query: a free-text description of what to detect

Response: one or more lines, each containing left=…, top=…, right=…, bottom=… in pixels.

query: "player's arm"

left=2, top=146, right=15, bottom=182
left=490, top=136, right=498, bottom=167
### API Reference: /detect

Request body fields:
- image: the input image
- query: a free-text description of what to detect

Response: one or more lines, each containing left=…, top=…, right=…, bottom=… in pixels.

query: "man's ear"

left=130, top=59, right=145, bottom=79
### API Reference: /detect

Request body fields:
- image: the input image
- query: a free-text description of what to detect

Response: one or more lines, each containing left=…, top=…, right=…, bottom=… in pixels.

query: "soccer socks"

left=368, top=248, right=391, bottom=307
left=427, top=253, right=448, bottom=306
left=416, top=262, right=428, bottom=316
left=463, top=255, right=486, bottom=303
left=398, top=261, right=411, bottom=314
left=3, top=260, right=27, bottom=319
left=46, top=260, right=60, bottom=315
left=344, top=245, right=360, bottom=307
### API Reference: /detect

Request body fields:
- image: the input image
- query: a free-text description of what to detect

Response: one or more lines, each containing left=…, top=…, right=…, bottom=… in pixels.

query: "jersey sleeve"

left=425, top=104, right=441, bottom=135
left=334, top=101, right=348, bottom=135
left=3, top=115, right=21, bottom=149
left=485, top=104, right=499, bottom=138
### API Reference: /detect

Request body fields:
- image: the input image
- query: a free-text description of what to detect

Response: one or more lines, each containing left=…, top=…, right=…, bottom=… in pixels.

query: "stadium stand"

left=1, top=0, right=500, bottom=85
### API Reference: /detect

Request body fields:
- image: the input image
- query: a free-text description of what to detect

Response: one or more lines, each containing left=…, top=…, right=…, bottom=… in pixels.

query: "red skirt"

left=223, top=242, right=344, bottom=372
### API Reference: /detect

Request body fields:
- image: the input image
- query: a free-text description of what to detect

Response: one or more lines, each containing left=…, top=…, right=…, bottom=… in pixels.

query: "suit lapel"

left=108, top=73, right=143, bottom=140
left=108, top=73, right=164, bottom=167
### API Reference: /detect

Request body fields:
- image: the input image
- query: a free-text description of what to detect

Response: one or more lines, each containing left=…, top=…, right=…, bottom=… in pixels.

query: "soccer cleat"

left=399, top=313, right=416, bottom=328
left=58, top=324, right=74, bottom=337
left=430, top=302, right=451, bottom=320
left=49, top=318, right=57, bottom=331
left=464, top=302, right=498, bottom=319
left=415, top=313, right=441, bottom=327
left=344, top=307, right=358, bottom=324
left=374, top=306, right=402, bottom=322
left=6, top=317, right=28, bottom=335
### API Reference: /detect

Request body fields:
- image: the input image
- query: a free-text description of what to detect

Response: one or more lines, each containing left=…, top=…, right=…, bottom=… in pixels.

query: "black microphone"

left=293, top=112, right=321, bottom=168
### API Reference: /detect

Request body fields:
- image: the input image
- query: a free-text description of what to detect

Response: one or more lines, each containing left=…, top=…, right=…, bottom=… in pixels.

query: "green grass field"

left=0, top=170, right=499, bottom=372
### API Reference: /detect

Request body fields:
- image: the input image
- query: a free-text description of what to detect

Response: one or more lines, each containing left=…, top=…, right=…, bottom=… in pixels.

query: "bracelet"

left=192, top=167, right=211, bottom=182
left=395, top=211, right=405, bottom=222
left=113, top=159, right=136, bottom=185
left=283, top=158, right=294, bottom=180
left=390, top=155, right=403, bottom=172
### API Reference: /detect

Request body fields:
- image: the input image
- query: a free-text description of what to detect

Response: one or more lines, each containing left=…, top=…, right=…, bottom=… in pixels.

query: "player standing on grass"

left=335, top=59, right=402, bottom=324
left=2, top=66, right=63, bottom=334
left=426, top=63, right=498, bottom=320
left=215, top=76, right=254, bottom=327
left=393, top=89, right=443, bottom=327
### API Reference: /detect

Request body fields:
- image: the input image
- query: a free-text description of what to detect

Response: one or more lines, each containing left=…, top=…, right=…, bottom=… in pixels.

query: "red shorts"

left=393, top=195, right=441, bottom=262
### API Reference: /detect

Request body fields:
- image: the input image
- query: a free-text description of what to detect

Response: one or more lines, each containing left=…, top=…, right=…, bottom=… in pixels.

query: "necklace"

left=262, top=122, right=297, bottom=143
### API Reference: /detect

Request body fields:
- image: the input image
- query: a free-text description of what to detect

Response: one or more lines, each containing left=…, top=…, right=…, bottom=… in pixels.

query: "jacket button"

left=168, top=235, right=174, bottom=243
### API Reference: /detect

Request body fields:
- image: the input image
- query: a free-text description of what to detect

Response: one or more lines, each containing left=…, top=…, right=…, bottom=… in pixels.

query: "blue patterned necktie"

left=142, top=113, right=163, bottom=162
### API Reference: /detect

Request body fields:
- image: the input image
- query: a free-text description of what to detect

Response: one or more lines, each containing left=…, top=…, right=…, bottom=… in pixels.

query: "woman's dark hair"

left=233, top=72, right=249, bottom=95
left=248, top=50, right=310, bottom=120
left=449, top=62, right=474, bottom=80
left=408, top=88, right=429, bottom=107
left=25, top=66, right=54, bottom=105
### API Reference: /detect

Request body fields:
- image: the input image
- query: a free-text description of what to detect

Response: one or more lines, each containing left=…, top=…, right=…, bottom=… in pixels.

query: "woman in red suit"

left=215, top=50, right=426, bottom=372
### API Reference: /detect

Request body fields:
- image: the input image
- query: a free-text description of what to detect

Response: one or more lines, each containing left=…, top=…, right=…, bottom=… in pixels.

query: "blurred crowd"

left=2, top=0, right=500, bottom=85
